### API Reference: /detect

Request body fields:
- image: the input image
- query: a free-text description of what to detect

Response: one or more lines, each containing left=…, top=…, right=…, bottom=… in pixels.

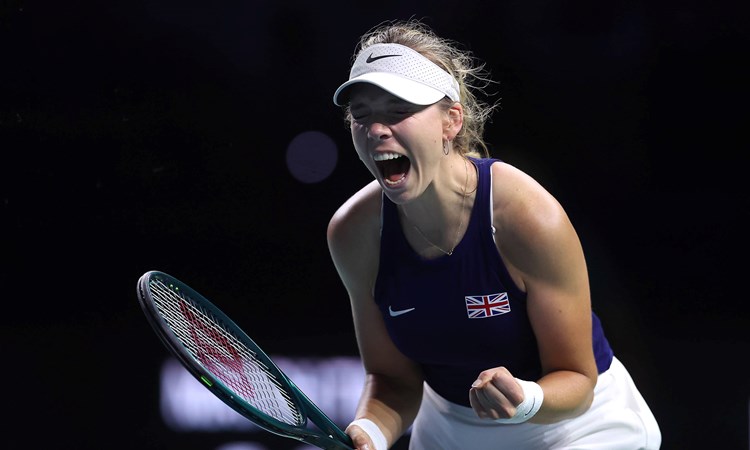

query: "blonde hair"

left=345, top=19, right=499, bottom=158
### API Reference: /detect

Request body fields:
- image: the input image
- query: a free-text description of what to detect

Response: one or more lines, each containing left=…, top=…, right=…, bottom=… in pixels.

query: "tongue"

left=383, top=158, right=409, bottom=182
left=387, top=171, right=405, bottom=182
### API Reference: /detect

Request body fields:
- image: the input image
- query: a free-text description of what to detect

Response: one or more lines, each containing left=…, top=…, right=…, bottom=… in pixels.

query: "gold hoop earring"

left=443, top=140, right=449, bottom=155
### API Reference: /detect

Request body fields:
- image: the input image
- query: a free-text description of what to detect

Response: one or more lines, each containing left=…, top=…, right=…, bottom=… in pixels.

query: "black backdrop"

left=2, top=1, right=748, bottom=449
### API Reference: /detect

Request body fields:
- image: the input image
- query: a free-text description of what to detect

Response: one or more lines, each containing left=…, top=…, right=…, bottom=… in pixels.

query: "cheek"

left=350, top=123, right=368, bottom=146
left=350, top=126, right=372, bottom=164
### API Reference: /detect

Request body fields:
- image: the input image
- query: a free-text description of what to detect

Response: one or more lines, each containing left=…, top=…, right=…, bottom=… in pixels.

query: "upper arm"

left=327, top=182, right=423, bottom=383
left=490, top=162, right=597, bottom=382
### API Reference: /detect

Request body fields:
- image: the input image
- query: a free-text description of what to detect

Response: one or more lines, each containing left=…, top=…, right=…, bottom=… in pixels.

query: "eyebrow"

left=350, top=97, right=412, bottom=110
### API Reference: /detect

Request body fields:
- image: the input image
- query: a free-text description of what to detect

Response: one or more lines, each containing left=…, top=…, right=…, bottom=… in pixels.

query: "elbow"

left=531, top=372, right=597, bottom=424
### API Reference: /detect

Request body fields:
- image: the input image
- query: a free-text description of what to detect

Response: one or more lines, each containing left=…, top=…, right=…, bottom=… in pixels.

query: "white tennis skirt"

left=409, top=357, right=661, bottom=449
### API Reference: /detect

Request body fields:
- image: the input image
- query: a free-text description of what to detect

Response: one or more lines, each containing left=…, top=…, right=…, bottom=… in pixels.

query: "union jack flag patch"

left=465, top=292, right=510, bottom=319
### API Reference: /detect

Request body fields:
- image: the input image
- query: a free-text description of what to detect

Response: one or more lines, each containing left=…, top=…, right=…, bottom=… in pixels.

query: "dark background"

left=1, top=0, right=748, bottom=449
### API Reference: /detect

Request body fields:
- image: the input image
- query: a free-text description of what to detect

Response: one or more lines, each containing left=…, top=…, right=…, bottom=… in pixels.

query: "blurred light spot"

left=286, top=130, right=337, bottom=183
left=215, top=443, right=268, bottom=450
left=160, top=355, right=364, bottom=432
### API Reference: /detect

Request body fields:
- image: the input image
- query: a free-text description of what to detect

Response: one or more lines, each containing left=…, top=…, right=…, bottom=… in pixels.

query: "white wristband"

left=494, top=378, right=544, bottom=424
left=347, top=418, right=388, bottom=450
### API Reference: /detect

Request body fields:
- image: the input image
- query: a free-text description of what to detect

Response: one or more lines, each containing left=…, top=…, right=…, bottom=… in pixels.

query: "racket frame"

left=137, top=270, right=354, bottom=450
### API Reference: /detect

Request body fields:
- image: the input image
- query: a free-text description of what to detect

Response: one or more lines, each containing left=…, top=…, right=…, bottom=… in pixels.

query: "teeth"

left=373, top=152, right=402, bottom=162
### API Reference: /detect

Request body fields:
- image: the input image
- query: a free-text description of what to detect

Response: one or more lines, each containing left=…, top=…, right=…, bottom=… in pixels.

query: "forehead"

left=347, top=83, right=410, bottom=107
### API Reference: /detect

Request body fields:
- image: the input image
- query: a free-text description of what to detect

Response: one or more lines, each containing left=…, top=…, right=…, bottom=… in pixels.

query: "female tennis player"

left=326, top=19, right=661, bottom=450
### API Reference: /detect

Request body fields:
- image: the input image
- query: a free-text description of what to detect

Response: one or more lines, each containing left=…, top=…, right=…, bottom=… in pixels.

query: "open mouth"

left=374, top=153, right=410, bottom=186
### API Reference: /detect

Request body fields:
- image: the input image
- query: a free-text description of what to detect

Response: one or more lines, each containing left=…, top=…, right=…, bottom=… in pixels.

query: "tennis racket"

left=137, top=270, right=355, bottom=450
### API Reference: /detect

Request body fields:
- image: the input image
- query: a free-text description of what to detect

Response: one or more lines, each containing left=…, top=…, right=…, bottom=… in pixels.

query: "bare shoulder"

left=489, top=161, right=581, bottom=281
left=489, top=161, right=568, bottom=232
left=327, top=180, right=382, bottom=247
left=326, top=181, right=383, bottom=288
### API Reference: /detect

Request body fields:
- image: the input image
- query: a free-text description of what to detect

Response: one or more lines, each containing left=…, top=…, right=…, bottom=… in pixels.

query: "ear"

left=444, top=102, right=464, bottom=141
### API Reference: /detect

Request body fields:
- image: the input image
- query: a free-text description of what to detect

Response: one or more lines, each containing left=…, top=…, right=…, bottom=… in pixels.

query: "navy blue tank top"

left=374, top=157, right=613, bottom=407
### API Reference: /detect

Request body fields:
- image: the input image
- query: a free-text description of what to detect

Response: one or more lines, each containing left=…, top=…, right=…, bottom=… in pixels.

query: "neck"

left=399, top=156, right=475, bottom=256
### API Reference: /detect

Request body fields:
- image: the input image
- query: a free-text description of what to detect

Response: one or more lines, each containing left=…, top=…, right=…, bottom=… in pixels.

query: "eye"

left=349, top=106, right=370, bottom=123
left=351, top=115, right=370, bottom=126
left=389, top=102, right=424, bottom=117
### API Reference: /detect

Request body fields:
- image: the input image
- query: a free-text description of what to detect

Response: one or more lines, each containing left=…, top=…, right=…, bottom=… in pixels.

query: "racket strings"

left=149, top=279, right=305, bottom=426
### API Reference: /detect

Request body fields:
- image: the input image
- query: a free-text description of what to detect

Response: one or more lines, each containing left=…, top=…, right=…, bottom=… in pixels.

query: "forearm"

left=530, top=370, right=596, bottom=424
left=353, top=372, right=423, bottom=446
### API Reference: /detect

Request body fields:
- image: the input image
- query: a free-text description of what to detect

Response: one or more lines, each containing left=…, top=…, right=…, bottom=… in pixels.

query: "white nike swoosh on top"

left=388, top=306, right=416, bottom=317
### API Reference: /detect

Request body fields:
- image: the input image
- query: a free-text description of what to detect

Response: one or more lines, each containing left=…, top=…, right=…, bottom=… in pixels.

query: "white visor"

left=333, top=43, right=460, bottom=106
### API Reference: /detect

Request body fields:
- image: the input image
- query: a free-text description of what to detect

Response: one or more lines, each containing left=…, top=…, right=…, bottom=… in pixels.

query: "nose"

left=367, top=121, right=391, bottom=140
